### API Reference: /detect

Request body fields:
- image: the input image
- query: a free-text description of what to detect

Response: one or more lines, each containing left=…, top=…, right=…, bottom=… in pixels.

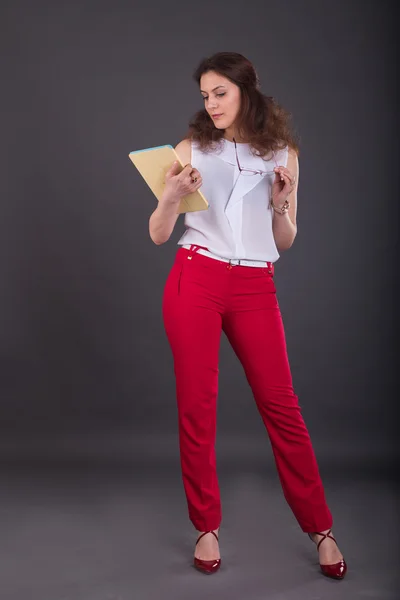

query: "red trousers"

left=162, top=246, right=332, bottom=533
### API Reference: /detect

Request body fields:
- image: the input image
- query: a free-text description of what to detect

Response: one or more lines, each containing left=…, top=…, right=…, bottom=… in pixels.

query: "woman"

left=149, top=52, right=347, bottom=579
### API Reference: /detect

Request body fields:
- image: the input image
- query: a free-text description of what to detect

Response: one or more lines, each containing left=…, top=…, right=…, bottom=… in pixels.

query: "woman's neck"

left=223, top=127, right=248, bottom=144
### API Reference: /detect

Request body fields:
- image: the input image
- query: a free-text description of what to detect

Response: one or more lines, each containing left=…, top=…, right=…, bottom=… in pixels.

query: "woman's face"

left=200, top=71, right=241, bottom=132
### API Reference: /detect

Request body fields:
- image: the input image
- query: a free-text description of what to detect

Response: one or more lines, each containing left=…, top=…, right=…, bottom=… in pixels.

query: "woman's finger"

left=278, top=167, right=296, bottom=186
left=276, top=169, right=295, bottom=188
left=190, top=173, right=202, bottom=185
left=189, top=168, right=201, bottom=183
left=191, top=178, right=202, bottom=189
left=188, top=178, right=202, bottom=192
left=179, top=164, right=193, bottom=181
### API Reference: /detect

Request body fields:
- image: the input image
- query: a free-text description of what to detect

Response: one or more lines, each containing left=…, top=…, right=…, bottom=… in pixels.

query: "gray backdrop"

left=0, top=0, right=398, bottom=469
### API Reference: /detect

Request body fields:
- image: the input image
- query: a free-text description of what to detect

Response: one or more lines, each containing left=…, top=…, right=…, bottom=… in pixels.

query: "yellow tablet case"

left=129, top=145, right=209, bottom=214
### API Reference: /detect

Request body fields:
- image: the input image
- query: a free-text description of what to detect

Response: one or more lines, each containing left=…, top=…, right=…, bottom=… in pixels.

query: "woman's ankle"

left=196, top=528, right=219, bottom=535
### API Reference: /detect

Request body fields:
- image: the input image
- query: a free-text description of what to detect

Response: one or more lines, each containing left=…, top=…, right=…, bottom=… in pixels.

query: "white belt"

left=181, top=244, right=272, bottom=268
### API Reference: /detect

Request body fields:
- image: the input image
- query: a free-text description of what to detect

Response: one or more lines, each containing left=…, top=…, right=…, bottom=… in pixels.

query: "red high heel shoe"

left=309, top=529, right=347, bottom=579
left=193, top=531, right=221, bottom=574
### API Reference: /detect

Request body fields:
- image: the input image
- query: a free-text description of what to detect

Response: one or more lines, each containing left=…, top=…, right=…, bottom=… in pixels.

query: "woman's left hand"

left=272, top=166, right=296, bottom=207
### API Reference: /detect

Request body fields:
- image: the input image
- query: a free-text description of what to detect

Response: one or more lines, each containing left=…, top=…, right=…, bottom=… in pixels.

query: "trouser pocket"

left=177, top=260, right=186, bottom=295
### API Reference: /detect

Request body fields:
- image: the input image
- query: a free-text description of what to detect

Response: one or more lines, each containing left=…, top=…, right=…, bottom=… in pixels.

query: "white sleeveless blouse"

left=177, top=138, right=289, bottom=263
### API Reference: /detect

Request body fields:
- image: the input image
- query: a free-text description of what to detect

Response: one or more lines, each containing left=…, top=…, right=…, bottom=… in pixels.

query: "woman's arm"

left=149, top=196, right=182, bottom=245
left=149, top=139, right=193, bottom=245
left=272, top=147, right=299, bottom=251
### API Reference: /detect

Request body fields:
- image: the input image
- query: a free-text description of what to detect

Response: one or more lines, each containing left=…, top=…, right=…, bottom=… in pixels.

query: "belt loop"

left=188, top=244, right=201, bottom=260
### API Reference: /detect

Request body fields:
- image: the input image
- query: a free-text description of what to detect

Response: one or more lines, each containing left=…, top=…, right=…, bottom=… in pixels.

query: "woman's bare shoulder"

left=175, top=138, right=192, bottom=164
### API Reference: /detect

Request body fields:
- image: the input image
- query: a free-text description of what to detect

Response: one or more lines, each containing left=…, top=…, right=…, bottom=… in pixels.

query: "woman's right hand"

left=162, top=162, right=202, bottom=204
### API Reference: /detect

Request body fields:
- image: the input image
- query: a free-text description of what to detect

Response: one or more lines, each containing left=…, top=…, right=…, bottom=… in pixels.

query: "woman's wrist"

left=161, top=189, right=182, bottom=206
left=270, top=196, right=290, bottom=215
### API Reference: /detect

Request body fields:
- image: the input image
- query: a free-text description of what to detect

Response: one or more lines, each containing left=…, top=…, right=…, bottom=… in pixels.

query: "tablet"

left=129, top=145, right=209, bottom=214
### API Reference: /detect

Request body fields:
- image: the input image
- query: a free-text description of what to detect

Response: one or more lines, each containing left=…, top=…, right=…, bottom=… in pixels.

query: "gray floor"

left=0, top=448, right=398, bottom=600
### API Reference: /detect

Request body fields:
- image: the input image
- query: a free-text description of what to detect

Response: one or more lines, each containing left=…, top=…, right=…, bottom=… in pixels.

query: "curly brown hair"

left=185, top=52, right=299, bottom=159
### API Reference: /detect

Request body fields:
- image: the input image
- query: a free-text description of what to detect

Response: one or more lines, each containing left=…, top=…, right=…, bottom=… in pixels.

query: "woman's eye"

left=202, top=93, right=225, bottom=101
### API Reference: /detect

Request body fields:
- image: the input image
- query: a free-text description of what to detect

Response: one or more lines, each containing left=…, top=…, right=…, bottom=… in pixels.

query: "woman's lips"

left=212, top=114, right=223, bottom=120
